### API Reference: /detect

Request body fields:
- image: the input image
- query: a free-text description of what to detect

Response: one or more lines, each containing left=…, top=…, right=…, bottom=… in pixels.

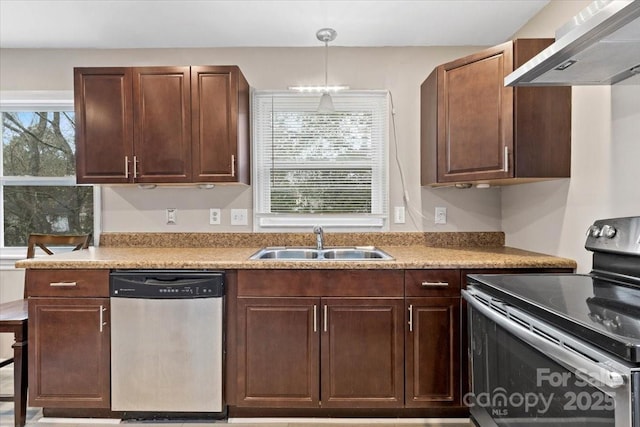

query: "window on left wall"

left=1, top=93, right=97, bottom=255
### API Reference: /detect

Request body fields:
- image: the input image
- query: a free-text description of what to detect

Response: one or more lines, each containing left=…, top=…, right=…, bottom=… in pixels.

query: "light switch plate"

left=230, top=208, right=248, bottom=226
left=394, top=206, right=405, bottom=224
left=209, top=208, right=221, bottom=225
left=435, top=207, right=447, bottom=225
left=166, top=208, right=177, bottom=225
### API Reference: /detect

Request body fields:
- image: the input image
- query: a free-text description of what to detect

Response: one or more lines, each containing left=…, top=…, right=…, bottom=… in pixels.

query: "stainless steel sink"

left=321, top=248, right=391, bottom=259
left=249, top=246, right=393, bottom=261
left=250, top=248, right=319, bottom=260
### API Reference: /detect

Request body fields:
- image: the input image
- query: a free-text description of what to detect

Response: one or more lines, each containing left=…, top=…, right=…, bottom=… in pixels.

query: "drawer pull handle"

left=49, top=281, right=77, bottom=287
left=421, top=281, right=449, bottom=287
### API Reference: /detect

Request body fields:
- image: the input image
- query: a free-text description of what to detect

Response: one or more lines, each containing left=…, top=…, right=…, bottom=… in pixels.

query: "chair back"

left=26, top=233, right=92, bottom=259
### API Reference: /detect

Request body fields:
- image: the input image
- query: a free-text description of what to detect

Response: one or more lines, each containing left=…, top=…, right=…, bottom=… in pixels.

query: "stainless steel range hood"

left=505, top=0, right=640, bottom=86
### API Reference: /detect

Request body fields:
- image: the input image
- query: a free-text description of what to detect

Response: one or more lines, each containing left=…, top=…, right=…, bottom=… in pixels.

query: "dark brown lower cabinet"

left=322, top=298, right=404, bottom=408
left=236, top=294, right=404, bottom=408
left=405, top=297, right=460, bottom=407
left=237, top=297, right=319, bottom=407
left=28, top=298, right=110, bottom=408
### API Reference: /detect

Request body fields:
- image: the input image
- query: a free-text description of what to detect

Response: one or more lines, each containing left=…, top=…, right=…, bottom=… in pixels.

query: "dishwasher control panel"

left=110, top=270, right=224, bottom=299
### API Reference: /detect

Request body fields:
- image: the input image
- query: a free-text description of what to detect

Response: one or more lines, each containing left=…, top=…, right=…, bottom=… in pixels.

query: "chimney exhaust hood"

left=505, top=0, right=640, bottom=86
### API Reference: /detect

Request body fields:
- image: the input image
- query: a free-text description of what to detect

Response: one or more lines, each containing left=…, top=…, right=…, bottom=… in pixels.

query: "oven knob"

left=586, top=225, right=601, bottom=237
left=602, top=318, right=619, bottom=330
left=588, top=312, right=602, bottom=323
left=600, top=225, right=617, bottom=239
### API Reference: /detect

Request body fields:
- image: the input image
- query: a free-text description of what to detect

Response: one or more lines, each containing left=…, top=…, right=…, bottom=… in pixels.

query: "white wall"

left=1, top=46, right=503, bottom=234
left=503, top=0, right=640, bottom=272
left=1, top=0, right=635, bottom=254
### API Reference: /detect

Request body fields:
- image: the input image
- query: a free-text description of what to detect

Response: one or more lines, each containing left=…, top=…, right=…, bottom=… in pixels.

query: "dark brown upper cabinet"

left=132, top=66, right=192, bottom=183
left=192, top=66, right=249, bottom=183
left=421, top=39, right=571, bottom=187
left=74, top=67, right=133, bottom=184
left=74, top=65, right=249, bottom=185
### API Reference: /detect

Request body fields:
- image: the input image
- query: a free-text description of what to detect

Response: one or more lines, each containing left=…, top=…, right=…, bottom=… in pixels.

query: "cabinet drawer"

left=238, top=270, right=404, bottom=297
left=405, top=270, right=460, bottom=297
left=26, top=269, right=109, bottom=297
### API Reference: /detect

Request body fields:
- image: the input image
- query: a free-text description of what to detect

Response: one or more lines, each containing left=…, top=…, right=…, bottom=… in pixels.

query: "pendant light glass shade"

left=317, top=92, right=335, bottom=113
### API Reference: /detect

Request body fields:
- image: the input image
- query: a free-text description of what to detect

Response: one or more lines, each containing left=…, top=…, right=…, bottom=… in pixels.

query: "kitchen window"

left=253, top=91, right=388, bottom=230
left=0, top=92, right=98, bottom=261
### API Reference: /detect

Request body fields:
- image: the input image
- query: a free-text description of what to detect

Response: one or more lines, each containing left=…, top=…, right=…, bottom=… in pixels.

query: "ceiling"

left=0, top=0, right=549, bottom=49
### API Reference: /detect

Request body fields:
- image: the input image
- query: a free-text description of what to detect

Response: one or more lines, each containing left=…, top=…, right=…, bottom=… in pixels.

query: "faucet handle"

left=313, top=225, right=323, bottom=234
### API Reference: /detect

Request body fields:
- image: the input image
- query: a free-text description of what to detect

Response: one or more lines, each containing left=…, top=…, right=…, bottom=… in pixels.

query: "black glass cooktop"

left=468, top=273, right=640, bottom=363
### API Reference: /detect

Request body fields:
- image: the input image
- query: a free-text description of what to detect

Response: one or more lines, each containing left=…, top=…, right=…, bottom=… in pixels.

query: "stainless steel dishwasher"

left=110, top=270, right=224, bottom=413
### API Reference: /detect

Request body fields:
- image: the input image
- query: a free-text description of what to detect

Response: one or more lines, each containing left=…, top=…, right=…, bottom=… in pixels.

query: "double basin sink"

left=250, top=246, right=393, bottom=261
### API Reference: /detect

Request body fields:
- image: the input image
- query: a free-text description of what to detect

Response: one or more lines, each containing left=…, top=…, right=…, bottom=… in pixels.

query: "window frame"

left=252, top=90, right=390, bottom=232
left=0, top=91, right=101, bottom=267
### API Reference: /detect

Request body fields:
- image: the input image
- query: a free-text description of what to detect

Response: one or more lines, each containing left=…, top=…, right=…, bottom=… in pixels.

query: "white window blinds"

left=253, top=91, right=389, bottom=229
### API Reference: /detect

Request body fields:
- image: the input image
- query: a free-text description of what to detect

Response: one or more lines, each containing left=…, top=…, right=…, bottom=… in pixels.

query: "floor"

left=1, top=367, right=470, bottom=427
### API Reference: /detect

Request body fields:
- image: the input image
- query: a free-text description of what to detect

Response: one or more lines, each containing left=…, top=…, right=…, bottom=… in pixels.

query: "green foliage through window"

left=1, top=111, right=94, bottom=247
left=253, top=91, right=388, bottom=226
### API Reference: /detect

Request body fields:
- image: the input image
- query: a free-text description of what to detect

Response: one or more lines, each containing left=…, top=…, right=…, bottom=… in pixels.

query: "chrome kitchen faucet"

left=313, top=225, right=324, bottom=251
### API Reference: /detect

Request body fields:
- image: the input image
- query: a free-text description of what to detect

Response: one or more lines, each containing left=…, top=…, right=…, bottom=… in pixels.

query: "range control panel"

left=585, top=216, right=640, bottom=255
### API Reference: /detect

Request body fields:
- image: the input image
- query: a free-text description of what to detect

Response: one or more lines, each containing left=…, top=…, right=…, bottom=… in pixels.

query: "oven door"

left=463, top=287, right=639, bottom=427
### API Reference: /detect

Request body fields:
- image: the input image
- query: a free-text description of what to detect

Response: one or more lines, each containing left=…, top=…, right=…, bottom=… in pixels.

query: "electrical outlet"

left=435, top=207, right=447, bottom=225
left=166, top=208, right=177, bottom=225
left=209, top=208, right=221, bottom=225
left=230, top=208, right=248, bottom=226
left=394, top=206, right=405, bottom=224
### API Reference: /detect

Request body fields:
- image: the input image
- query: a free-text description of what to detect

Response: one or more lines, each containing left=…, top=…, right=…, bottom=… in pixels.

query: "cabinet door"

left=191, top=66, right=249, bottom=183
left=132, top=66, right=192, bottom=183
left=406, top=297, right=460, bottom=407
left=236, top=297, right=320, bottom=407
left=74, top=68, right=133, bottom=184
left=28, top=298, right=110, bottom=408
left=438, top=42, right=513, bottom=182
left=321, top=298, right=404, bottom=408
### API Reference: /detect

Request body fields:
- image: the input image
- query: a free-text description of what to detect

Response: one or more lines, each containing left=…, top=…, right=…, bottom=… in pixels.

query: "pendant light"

left=316, top=28, right=337, bottom=114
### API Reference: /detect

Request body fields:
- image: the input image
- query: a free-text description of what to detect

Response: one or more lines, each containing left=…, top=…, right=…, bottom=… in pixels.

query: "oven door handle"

left=463, top=289, right=627, bottom=389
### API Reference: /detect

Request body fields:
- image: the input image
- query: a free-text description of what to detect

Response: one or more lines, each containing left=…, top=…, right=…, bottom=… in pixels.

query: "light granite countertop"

left=14, top=244, right=576, bottom=270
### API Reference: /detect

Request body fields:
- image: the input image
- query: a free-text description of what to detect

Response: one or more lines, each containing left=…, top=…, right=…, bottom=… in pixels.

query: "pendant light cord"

left=324, top=40, right=329, bottom=91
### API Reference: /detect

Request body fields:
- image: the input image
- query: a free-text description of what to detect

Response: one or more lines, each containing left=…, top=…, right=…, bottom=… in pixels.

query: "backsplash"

left=100, top=231, right=505, bottom=248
